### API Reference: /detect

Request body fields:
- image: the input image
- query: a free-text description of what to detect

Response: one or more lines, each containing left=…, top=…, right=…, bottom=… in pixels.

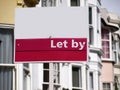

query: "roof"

left=101, top=8, right=120, bottom=31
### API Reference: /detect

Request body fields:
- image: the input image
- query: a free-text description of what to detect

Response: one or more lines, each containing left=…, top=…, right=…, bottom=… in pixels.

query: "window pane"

left=0, top=67, right=13, bottom=90
left=44, top=63, right=49, bottom=69
left=89, top=7, right=92, bottom=24
left=43, top=84, right=49, bottom=90
left=72, top=67, right=79, bottom=87
left=43, top=70, right=49, bottom=82
left=54, top=85, right=60, bottom=90
left=107, top=83, right=110, bottom=88
left=0, top=28, right=14, bottom=63
left=0, top=28, right=14, bottom=90
left=102, top=41, right=110, bottom=58
left=89, top=72, right=94, bottom=90
left=89, top=27, right=94, bottom=45
left=102, top=29, right=110, bottom=58
left=103, top=83, right=106, bottom=88
left=43, top=63, right=60, bottom=90
left=42, top=0, right=56, bottom=7
left=103, top=83, right=111, bottom=90
left=71, top=0, right=80, bottom=6
left=102, top=29, right=109, bottom=40
left=72, top=67, right=81, bottom=87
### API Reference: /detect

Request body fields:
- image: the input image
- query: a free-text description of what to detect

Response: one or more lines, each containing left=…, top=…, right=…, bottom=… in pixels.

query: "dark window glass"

left=89, top=7, right=92, bottom=24
left=90, top=72, right=94, bottom=89
left=0, top=28, right=14, bottom=63
left=71, top=0, right=80, bottom=6
left=72, top=67, right=82, bottom=87
left=44, top=63, right=49, bottom=69
left=89, top=27, right=94, bottom=45
left=0, top=67, right=13, bottom=90
left=43, top=84, right=49, bottom=90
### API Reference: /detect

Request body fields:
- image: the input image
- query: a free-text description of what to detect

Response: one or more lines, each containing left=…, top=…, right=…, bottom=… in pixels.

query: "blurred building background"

left=0, top=0, right=120, bottom=90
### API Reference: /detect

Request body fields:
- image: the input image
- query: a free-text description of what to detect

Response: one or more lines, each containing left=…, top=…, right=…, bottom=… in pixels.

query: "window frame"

left=0, top=25, right=15, bottom=90
left=101, top=29, right=112, bottom=59
left=103, top=83, right=111, bottom=90
left=112, top=34, right=120, bottom=64
left=72, top=65, right=82, bottom=90
left=43, top=63, right=60, bottom=90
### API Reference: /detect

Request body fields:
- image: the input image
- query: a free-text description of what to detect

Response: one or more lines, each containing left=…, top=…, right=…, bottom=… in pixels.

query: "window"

left=43, top=63, right=49, bottom=83
left=71, top=0, right=80, bottom=6
left=103, top=83, right=111, bottom=90
left=41, top=0, right=56, bottom=7
left=89, top=26, right=94, bottom=45
left=89, top=72, right=94, bottom=90
left=72, top=66, right=82, bottom=90
left=89, top=6, right=94, bottom=45
left=102, top=29, right=110, bottom=58
left=0, top=28, right=14, bottom=63
left=0, top=28, right=14, bottom=90
left=0, top=66, right=15, bottom=90
left=112, top=34, right=119, bottom=63
left=113, top=51, right=117, bottom=62
left=89, top=7, right=92, bottom=24
left=43, top=84, right=49, bottom=90
left=43, top=63, right=60, bottom=90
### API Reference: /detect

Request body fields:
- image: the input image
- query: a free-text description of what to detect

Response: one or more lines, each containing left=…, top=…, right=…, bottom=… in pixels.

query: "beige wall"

left=0, top=0, right=23, bottom=24
left=101, top=62, right=114, bottom=82
left=114, top=67, right=120, bottom=75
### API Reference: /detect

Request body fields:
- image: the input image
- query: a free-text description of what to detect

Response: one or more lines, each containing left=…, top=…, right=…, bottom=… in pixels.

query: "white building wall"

left=31, top=63, right=43, bottom=90
left=88, top=0, right=102, bottom=90
left=16, top=64, right=23, bottom=90
left=60, top=63, right=70, bottom=89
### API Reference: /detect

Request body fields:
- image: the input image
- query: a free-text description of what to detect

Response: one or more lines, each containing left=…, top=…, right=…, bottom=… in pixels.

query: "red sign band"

left=15, top=38, right=87, bottom=62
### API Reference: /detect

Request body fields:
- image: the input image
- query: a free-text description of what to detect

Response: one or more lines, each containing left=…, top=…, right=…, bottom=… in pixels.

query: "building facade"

left=101, top=8, right=120, bottom=90
left=114, top=29, right=120, bottom=90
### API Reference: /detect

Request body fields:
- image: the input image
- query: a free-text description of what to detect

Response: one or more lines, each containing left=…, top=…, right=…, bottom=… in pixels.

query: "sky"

left=101, top=0, right=120, bottom=16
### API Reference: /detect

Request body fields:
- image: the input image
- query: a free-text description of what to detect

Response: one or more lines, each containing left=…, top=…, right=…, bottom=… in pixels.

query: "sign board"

left=15, top=7, right=88, bottom=62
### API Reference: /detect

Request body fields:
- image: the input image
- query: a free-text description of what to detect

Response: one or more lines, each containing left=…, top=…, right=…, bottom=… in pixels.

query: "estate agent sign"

left=15, top=7, right=88, bottom=62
